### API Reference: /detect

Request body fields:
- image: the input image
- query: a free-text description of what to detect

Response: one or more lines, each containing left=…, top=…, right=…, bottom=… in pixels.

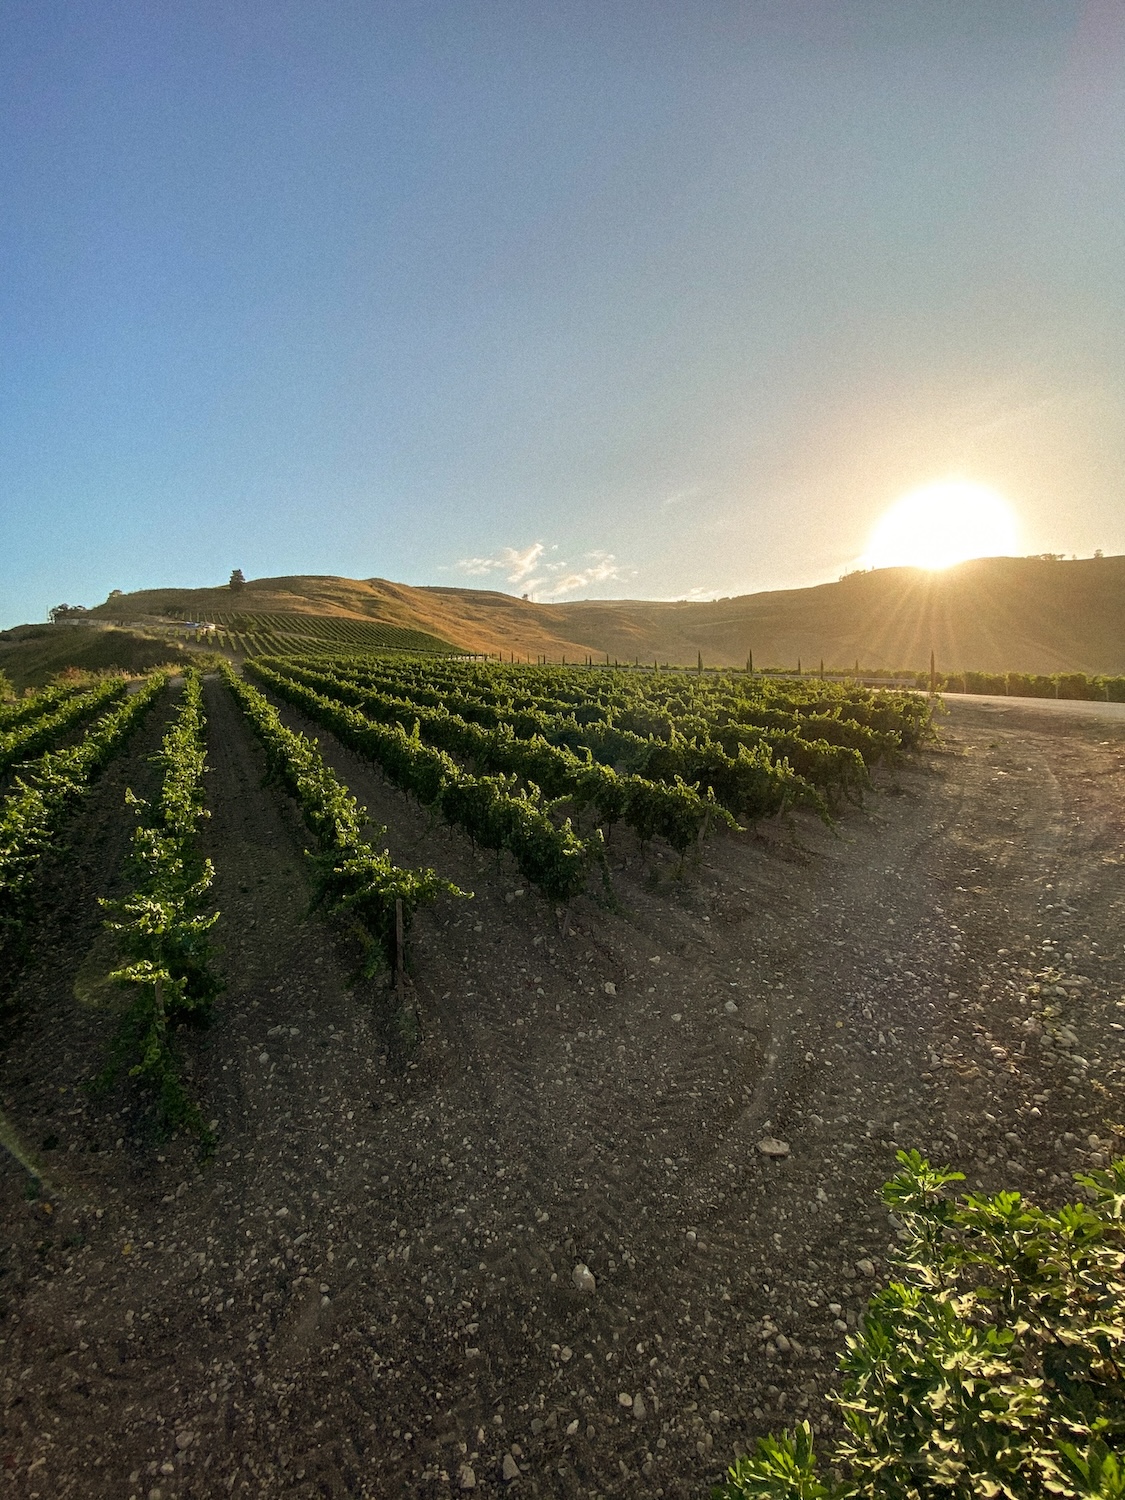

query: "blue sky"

left=2, top=1, right=1123, bottom=626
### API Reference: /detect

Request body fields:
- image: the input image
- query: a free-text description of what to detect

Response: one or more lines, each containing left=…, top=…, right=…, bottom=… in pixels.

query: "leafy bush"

left=716, top=1151, right=1125, bottom=1500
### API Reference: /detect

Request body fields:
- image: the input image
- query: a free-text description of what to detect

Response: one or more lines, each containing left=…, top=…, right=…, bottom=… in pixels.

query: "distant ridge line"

left=76, top=554, right=1125, bottom=675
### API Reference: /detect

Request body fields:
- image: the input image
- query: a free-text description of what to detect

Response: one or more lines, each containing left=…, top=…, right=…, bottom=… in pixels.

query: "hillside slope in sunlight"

left=68, top=553, right=1125, bottom=673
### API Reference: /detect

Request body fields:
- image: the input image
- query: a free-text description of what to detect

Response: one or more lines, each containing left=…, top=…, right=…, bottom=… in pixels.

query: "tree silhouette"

left=229, top=569, right=246, bottom=591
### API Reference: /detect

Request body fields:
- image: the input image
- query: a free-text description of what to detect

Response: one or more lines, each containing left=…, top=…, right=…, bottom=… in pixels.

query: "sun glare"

left=862, top=480, right=1021, bottom=571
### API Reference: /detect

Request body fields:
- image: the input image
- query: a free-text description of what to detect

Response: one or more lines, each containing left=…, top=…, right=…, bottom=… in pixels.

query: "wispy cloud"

left=452, top=542, right=633, bottom=600
left=660, top=483, right=701, bottom=510
left=454, top=542, right=546, bottom=584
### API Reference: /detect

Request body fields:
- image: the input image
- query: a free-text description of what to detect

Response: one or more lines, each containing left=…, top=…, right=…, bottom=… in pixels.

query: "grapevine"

left=221, top=663, right=465, bottom=975
left=0, top=673, right=169, bottom=990
left=99, top=669, right=220, bottom=1138
left=0, top=677, right=128, bottom=778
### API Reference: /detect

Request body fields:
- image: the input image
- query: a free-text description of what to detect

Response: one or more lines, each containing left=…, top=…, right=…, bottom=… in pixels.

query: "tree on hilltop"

left=229, top=569, right=246, bottom=591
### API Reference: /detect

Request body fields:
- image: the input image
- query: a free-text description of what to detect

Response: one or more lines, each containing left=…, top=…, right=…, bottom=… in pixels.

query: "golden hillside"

left=59, top=552, right=1125, bottom=674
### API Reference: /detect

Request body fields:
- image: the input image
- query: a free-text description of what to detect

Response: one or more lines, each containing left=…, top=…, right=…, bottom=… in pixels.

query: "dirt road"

left=1, top=688, right=1123, bottom=1498
left=943, top=691, right=1125, bottom=723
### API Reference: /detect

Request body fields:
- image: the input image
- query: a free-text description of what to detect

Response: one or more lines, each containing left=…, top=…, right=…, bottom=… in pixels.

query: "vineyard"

left=161, top=608, right=457, bottom=657
left=0, top=654, right=933, bottom=1131
left=16, top=652, right=1120, bottom=1498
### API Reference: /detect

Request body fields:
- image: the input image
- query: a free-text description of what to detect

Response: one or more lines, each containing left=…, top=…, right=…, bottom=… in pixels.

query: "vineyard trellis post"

left=394, top=897, right=406, bottom=1005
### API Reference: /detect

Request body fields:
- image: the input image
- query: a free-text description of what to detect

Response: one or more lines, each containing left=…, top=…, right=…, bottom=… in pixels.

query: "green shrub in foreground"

left=716, top=1150, right=1125, bottom=1500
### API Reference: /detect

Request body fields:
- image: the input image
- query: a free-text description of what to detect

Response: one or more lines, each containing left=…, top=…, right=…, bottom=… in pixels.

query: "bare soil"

left=2, top=686, right=1124, bottom=1499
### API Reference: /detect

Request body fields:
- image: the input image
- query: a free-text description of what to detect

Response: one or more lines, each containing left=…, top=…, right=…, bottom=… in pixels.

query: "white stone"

left=757, top=1137, right=790, bottom=1157
left=572, top=1263, right=596, bottom=1294
left=502, top=1453, right=520, bottom=1482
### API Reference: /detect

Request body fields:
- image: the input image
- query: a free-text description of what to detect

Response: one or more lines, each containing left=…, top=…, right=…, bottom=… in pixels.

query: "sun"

left=861, top=480, right=1021, bottom=571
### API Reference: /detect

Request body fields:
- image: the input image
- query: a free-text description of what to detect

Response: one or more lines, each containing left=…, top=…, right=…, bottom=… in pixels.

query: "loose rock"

left=572, top=1263, right=596, bottom=1294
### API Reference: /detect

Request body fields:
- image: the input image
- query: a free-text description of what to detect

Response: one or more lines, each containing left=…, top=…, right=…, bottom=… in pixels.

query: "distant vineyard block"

left=162, top=610, right=456, bottom=655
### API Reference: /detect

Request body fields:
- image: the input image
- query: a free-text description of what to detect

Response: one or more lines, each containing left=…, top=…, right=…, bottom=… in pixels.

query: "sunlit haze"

left=2, top=3, right=1124, bottom=627
left=860, top=481, right=1022, bottom=571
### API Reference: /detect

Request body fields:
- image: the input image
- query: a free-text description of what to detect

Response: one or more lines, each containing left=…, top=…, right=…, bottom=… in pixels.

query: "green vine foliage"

left=0, top=673, right=168, bottom=988
left=260, top=655, right=847, bottom=823
left=245, top=662, right=592, bottom=902
left=221, top=663, right=465, bottom=973
left=0, top=680, right=86, bottom=732
left=100, top=670, right=220, bottom=1140
left=715, top=1150, right=1125, bottom=1500
left=281, top=652, right=928, bottom=757
left=0, top=676, right=128, bottom=777
left=256, top=659, right=737, bottom=855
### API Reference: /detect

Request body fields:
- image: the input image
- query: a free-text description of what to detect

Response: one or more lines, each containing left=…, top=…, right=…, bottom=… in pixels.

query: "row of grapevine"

left=470, top=655, right=917, bottom=753
left=99, top=669, right=221, bottom=1137
left=924, top=668, right=1125, bottom=702
left=262, top=657, right=837, bottom=820
left=163, top=608, right=455, bottom=653
left=243, top=663, right=594, bottom=901
left=0, top=674, right=169, bottom=987
left=292, top=650, right=924, bottom=758
left=0, top=677, right=128, bottom=778
left=0, top=681, right=86, bottom=732
left=257, top=660, right=740, bottom=852
left=220, top=664, right=463, bottom=974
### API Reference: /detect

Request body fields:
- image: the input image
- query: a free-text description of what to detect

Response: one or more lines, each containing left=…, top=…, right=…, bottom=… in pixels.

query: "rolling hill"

left=3, top=553, right=1120, bottom=684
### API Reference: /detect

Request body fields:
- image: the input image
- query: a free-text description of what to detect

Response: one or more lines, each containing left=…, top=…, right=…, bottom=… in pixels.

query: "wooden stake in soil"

left=394, top=898, right=406, bottom=1007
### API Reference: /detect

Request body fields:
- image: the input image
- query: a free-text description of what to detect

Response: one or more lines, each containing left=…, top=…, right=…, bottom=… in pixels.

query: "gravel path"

left=0, top=688, right=1122, bottom=1498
